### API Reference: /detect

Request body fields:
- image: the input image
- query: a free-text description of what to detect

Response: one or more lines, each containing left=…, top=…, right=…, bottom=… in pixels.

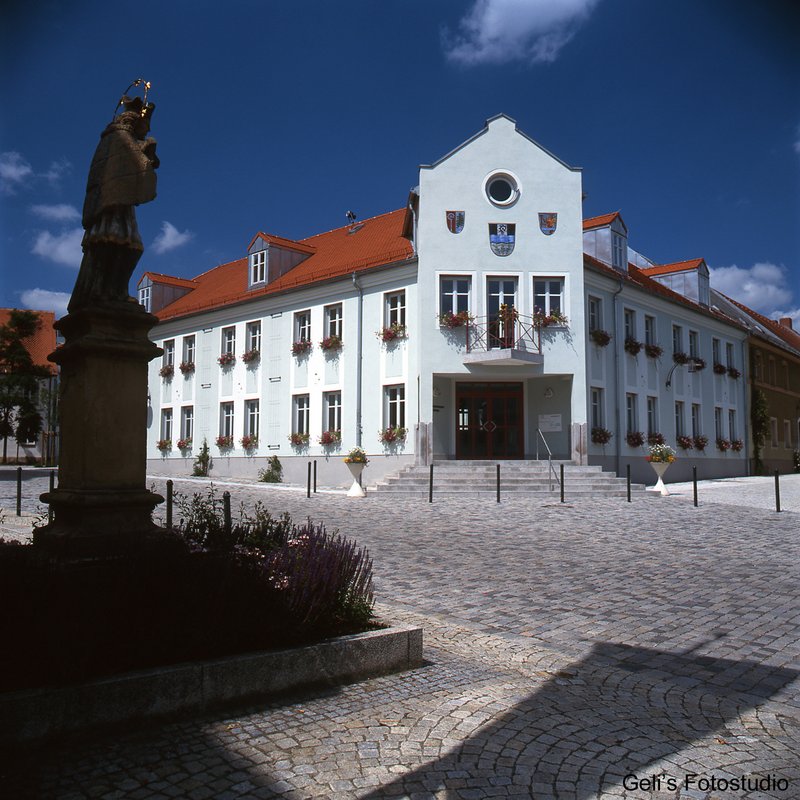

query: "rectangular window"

left=691, top=403, right=701, bottom=437
left=623, top=309, right=636, bottom=341
left=726, top=342, right=735, bottom=368
left=295, top=310, right=311, bottom=342
left=325, top=304, right=343, bottom=339
left=440, top=277, right=471, bottom=316
left=689, top=330, right=700, bottom=359
left=293, top=395, right=310, bottom=435
left=245, top=399, right=260, bottom=438
left=783, top=362, right=789, bottom=390
left=533, top=278, right=564, bottom=316
left=715, top=407, right=723, bottom=440
left=246, top=320, right=261, bottom=353
left=729, top=410, right=737, bottom=441
left=753, top=353, right=763, bottom=381
left=163, top=339, right=175, bottom=367
left=139, top=285, right=151, bottom=312
left=250, top=250, right=266, bottom=284
left=221, top=326, right=236, bottom=355
left=385, top=291, right=406, bottom=327
left=323, top=391, right=342, bottom=432
left=672, top=324, right=683, bottom=355
left=385, top=385, right=406, bottom=429
left=784, top=419, right=792, bottom=449
left=712, top=338, right=721, bottom=366
left=770, top=418, right=778, bottom=447
left=182, top=335, right=196, bottom=365
left=625, top=393, right=637, bottom=433
left=220, top=402, right=234, bottom=438
left=644, top=315, right=656, bottom=346
left=181, top=406, right=194, bottom=441
left=769, top=358, right=777, bottom=385
left=675, top=400, right=685, bottom=437
left=588, top=297, right=603, bottom=332
left=646, top=396, right=657, bottom=435
left=161, top=409, right=173, bottom=441
left=591, top=388, right=604, bottom=429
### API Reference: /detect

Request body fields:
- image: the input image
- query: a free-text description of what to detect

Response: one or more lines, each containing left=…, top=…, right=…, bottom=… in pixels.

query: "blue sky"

left=1, top=0, right=798, bottom=322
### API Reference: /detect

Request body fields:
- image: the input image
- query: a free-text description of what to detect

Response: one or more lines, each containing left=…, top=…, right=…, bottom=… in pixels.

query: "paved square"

left=2, top=479, right=799, bottom=799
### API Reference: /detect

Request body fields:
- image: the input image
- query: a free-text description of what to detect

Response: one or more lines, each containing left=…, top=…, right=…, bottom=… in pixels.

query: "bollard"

left=166, top=479, right=173, bottom=529
left=775, top=470, right=781, bottom=513
left=48, top=469, right=55, bottom=523
left=223, top=491, right=232, bottom=535
left=307, top=462, right=312, bottom=498
left=626, top=464, right=631, bottom=503
left=429, top=463, right=433, bottom=504
left=692, top=466, right=698, bottom=507
left=560, top=463, right=565, bottom=504
left=313, top=460, right=317, bottom=493
left=16, top=466, right=22, bottom=516
left=496, top=463, right=500, bottom=503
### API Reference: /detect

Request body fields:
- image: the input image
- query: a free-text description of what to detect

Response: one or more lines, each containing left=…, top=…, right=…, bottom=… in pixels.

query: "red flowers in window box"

left=625, top=431, right=645, bottom=447
left=159, top=364, right=174, bottom=379
left=291, top=340, right=312, bottom=356
left=241, top=349, right=260, bottom=364
left=591, top=427, right=612, bottom=445
left=218, top=352, right=236, bottom=367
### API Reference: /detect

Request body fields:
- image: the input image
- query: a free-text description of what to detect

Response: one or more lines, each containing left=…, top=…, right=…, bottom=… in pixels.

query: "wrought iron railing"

left=465, top=313, right=542, bottom=354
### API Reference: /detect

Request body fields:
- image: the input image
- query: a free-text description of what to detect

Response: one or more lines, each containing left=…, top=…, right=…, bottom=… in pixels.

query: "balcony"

left=463, top=312, right=544, bottom=367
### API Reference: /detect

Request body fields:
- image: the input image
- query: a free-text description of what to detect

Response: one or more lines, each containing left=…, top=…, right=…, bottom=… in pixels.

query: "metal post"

left=626, top=464, right=631, bottom=503
left=307, top=462, right=311, bottom=498
left=692, top=466, right=698, bottom=507
left=16, top=466, right=22, bottom=516
left=775, top=470, right=781, bottom=513
left=313, top=460, right=317, bottom=493
left=223, top=491, right=232, bottom=535
left=560, top=463, right=565, bottom=504
left=496, top=463, right=500, bottom=503
left=166, top=479, right=173, bottom=528
left=48, top=469, right=55, bottom=523
left=429, top=464, right=433, bottom=504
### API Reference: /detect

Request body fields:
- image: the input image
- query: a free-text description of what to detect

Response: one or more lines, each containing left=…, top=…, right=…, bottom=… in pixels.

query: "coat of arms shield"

left=489, top=223, right=515, bottom=256
left=538, top=213, right=557, bottom=236
left=446, top=210, right=465, bottom=234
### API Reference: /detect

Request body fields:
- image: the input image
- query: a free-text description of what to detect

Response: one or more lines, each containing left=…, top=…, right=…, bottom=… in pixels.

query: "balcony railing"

left=465, top=313, right=542, bottom=355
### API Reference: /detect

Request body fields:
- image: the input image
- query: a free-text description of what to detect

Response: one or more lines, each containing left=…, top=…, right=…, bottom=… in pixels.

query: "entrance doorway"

left=455, top=382, right=524, bottom=459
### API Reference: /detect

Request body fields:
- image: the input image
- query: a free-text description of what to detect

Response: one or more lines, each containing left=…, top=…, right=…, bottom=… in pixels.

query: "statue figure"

left=68, top=87, right=159, bottom=312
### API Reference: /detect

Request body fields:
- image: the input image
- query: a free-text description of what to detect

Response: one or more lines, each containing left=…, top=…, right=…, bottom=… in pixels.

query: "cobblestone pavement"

left=2, top=477, right=799, bottom=799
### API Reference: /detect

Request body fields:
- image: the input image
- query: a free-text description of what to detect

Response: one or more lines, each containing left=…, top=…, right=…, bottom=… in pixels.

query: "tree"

left=0, top=310, right=50, bottom=463
left=750, top=387, right=770, bottom=475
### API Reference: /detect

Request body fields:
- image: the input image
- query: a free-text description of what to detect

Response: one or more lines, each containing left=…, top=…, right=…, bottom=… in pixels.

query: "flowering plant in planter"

left=215, top=434, right=233, bottom=449
left=240, top=434, right=258, bottom=450
left=344, top=446, right=368, bottom=464
left=438, top=310, right=472, bottom=329
left=319, top=334, right=343, bottom=352
left=644, top=343, right=663, bottom=359
left=693, top=434, right=709, bottom=451
left=241, top=349, right=260, bottom=365
left=647, top=432, right=665, bottom=446
left=591, top=427, right=612, bottom=445
left=318, top=430, right=341, bottom=446
left=731, top=439, right=744, bottom=452
left=176, top=437, right=192, bottom=451
left=156, top=438, right=172, bottom=452
left=291, top=339, right=312, bottom=356
left=727, top=366, right=741, bottom=379
left=716, top=437, right=731, bottom=451
left=713, top=362, right=727, bottom=375
left=379, top=426, right=407, bottom=444
left=179, top=360, right=195, bottom=375
left=676, top=435, right=694, bottom=450
left=691, top=358, right=706, bottom=371
left=646, top=443, right=676, bottom=463
left=624, top=337, right=643, bottom=356
left=533, top=308, right=568, bottom=328
left=218, top=352, right=236, bottom=367
left=159, top=364, right=174, bottom=379
left=288, top=432, right=310, bottom=446
left=625, top=431, right=645, bottom=447
left=672, top=351, right=689, bottom=365
left=590, top=329, right=611, bottom=346
left=378, top=323, right=407, bottom=343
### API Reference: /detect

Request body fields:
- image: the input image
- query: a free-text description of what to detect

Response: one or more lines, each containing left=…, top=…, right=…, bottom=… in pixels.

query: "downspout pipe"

left=352, top=272, right=364, bottom=447
left=613, top=276, right=625, bottom=477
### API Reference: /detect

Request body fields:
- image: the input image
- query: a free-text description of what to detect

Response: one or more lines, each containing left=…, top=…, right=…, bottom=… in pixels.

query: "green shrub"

left=258, top=455, right=283, bottom=483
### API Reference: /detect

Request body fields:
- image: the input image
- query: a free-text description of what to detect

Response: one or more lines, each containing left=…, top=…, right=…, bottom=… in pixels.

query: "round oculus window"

left=485, top=172, right=520, bottom=206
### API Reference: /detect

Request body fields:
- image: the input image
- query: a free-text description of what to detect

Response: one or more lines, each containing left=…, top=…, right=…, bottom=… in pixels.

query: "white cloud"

left=31, top=228, right=83, bottom=267
left=710, top=262, right=793, bottom=315
left=0, top=151, right=33, bottom=193
left=152, top=221, right=194, bottom=254
left=772, top=307, right=800, bottom=329
left=443, top=0, right=601, bottom=66
left=39, top=158, right=71, bottom=185
left=31, top=203, right=81, bottom=222
left=20, top=288, right=71, bottom=319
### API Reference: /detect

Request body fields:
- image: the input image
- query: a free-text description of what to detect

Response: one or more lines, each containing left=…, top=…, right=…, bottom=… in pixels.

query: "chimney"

left=779, top=317, right=793, bottom=330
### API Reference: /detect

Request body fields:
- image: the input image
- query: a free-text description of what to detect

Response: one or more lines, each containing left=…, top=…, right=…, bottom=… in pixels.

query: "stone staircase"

left=372, top=460, right=645, bottom=497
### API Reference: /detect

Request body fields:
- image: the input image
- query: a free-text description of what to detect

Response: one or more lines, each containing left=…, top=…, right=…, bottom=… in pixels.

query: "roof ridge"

left=300, top=208, right=405, bottom=243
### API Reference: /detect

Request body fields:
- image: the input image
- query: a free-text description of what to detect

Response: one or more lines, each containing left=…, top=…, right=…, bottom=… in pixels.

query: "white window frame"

left=293, top=395, right=310, bottom=435
left=712, top=338, right=721, bottom=366
left=323, top=391, right=342, bottom=432
left=325, top=304, right=343, bottom=339
left=440, top=276, right=471, bottom=316
left=250, top=250, right=266, bottom=285
left=672, top=324, right=683, bottom=355
left=221, top=326, right=236, bottom=356
left=384, top=384, right=406, bottom=429
left=246, top=320, right=261, bottom=352
left=729, top=410, right=737, bottom=442
left=644, top=315, right=656, bottom=346
left=220, top=402, right=234, bottom=438
left=726, top=342, right=735, bottom=368
left=160, top=408, right=173, bottom=441
left=675, top=400, right=685, bottom=437
left=691, top=403, right=702, bottom=437
left=714, top=407, right=723, bottom=440
left=533, top=277, right=564, bottom=316
left=385, top=291, right=406, bottom=328
left=689, top=330, right=700, bottom=359
left=139, top=285, right=151, bottom=312
left=591, top=387, right=604, bottom=429
left=183, top=335, right=196, bottom=364
left=245, top=399, right=260, bottom=438
left=181, top=406, right=194, bottom=441
left=646, top=396, right=657, bottom=435
left=612, top=233, right=626, bottom=270
left=625, top=393, right=637, bottom=433
left=588, top=297, right=603, bottom=332
left=623, top=309, right=636, bottom=341
left=163, top=339, right=175, bottom=367
left=295, top=310, right=311, bottom=343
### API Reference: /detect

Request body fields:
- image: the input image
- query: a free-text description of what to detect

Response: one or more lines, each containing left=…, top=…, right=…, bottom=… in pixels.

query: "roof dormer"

left=582, top=212, right=628, bottom=272
left=640, top=259, right=710, bottom=307
left=247, top=233, right=316, bottom=290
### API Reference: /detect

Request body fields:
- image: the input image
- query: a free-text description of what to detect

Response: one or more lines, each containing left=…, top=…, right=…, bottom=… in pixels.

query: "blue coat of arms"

left=446, top=210, right=465, bottom=234
left=539, top=213, right=557, bottom=235
left=489, top=223, right=515, bottom=256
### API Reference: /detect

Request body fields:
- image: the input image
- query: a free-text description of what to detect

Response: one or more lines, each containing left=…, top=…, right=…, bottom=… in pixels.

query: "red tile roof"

left=583, top=212, right=624, bottom=231
left=140, top=272, right=198, bottom=289
left=0, top=309, right=57, bottom=374
left=721, top=294, right=800, bottom=352
left=248, top=232, right=317, bottom=256
left=640, top=258, right=705, bottom=277
left=157, top=209, right=414, bottom=321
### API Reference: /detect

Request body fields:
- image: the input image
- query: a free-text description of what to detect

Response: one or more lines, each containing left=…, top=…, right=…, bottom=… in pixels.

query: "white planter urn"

left=346, top=461, right=366, bottom=497
left=649, top=461, right=671, bottom=495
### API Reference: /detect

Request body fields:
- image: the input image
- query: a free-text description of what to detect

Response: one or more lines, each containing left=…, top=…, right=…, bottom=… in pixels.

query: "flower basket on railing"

left=378, top=323, right=407, bottom=343
left=590, top=329, right=611, bottom=347
left=693, top=434, right=708, bottom=451
left=731, top=439, right=744, bottom=452
left=727, top=366, right=741, bottom=379
left=176, top=437, right=192, bottom=451
left=156, top=438, right=172, bottom=452
left=379, top=426, right=407, bottom=444
left=713, top=362, right=727, bottom=375
left=625, top=431, right=645, bottom=447
left=644, top=343, right=663, bottom=359
left=179, top=361, right=195, bottom=375
left=591, top=427, right=612, bottom=445
left=716, top=437, right=731, bottom=451
left=215, top=435, right=233, bottom=450
left=672, top=351, right=689, bottom=365
left=241, top=349, right=260, bottom=365
left=240, top=434, right=258, bottom=451
left=217, top=352, right=236, bottom=367
left=624, top=338, right=643, bottom=356
left=318, top=430, right=341, bottom=446
left=291, top=339, right=312, bottom=356
left=438, top=310, right=472, bottom=329
left=676, top=435, right=694, bottom=450
left=647, top=432, right=665, bottom=446
left=320, top=335, right=343, bottom=352
left=533, top=308, right=568, bottom=328
left=159, top=364, right=174, bottom=379
left=288, top=432, right=310, bottom=446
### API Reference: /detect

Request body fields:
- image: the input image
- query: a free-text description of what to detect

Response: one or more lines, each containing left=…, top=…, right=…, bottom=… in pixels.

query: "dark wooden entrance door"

left=455, top=382, right=524, bottom=459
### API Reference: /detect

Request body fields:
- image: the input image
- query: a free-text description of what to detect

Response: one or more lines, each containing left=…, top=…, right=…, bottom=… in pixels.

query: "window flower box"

left=240, top=434, right=258, bottom=450
left=647, top=432, right=665, bottom=446
left=159, top=364, right=174, bottom=379
left=179, top=360, right=195, bottom=375
left=672, top=351, right=689, bottom=365
left=438, top=310, right=472, bottom=329
left=291, top=339, right=312, bottom=356
left=218, top=352, right=236, bottom=367
left=590, top=329, right=611, bottom=347
left=731, top=439, right=744, bottom=452
left=716, top=437, right=731, bottom=451
left=176, top=437, right=192, bottom=451
left=644, top=343, right=663, bottom=359
left=288, top=432, right=310, bottom=446
left=377, top=323, right=407, bottom=343
left=379, top=426, right=407, bottom=444
left=727, top=366, right=741, bottom=379
left=319, top=334, right=343, bottom=352
left=624, top=337, right=642, bottom=356
left=591, top=427, right=612, bottom=445
left=533, top=308, right=568, bottom=328
left=215, top=434, right=233, bottom=449
left=713, top=362, right=727, bottom=375
left=343, top=447, right=368, bottom=464
left=625, top=431, right=645, bottom=447
left=156, top=438, right=172, bottom=452
left=318, top=430, right=341, bottom=446
left=691, top=358, right=706, bottom=371
left=676, top=435, right=694, bottom=450
left=693, top=434, right=708, bottom=451
left=241, top=349, right=260, bottom=365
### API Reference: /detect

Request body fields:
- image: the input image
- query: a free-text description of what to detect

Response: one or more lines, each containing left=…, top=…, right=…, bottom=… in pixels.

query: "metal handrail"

left=535, top=428, right=561, bottom=491
left=465, top=313, right=542, bottom=354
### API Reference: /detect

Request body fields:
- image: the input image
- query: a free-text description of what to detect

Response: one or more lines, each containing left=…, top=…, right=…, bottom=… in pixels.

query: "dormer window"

left=612, top=233, right=626, bottom=270
left=251, top=251, right=266, bottom=285
left=139, top=285, right=151, bottom=312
